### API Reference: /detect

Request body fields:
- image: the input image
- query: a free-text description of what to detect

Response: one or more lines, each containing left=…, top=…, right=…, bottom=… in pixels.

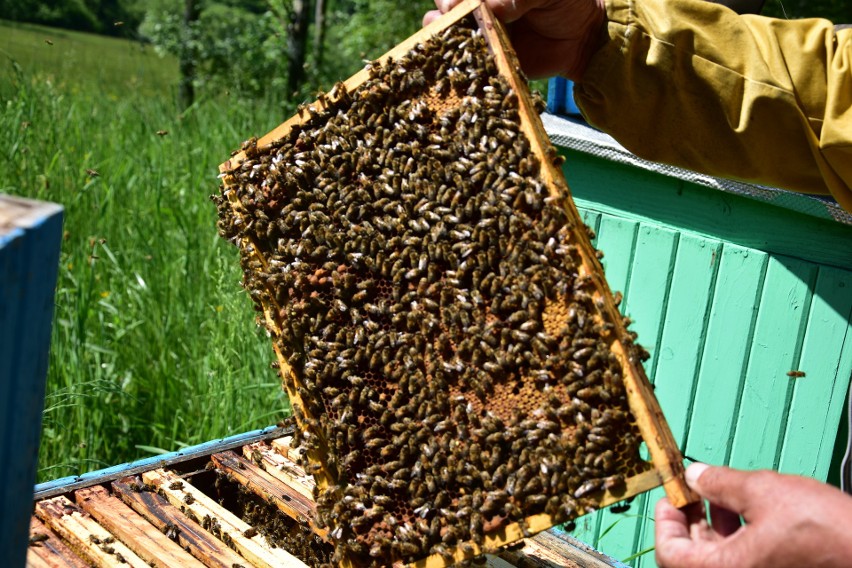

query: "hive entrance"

left=216, top=1, right=694, bottom=566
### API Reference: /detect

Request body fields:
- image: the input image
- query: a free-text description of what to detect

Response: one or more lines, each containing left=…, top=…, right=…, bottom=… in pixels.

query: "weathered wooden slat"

left=35, top=426, right=289, bottom=501
left=499, top=539, right=583, bottom=568
left=243, top=441, right=316, bottom=500
left=143, top=468, right=309, bottom=568
left=634, top=234, right=722, bottom=566
left=270, top=436, right=303, bottom=464
left=111, top=476, right=249, bottom=568
left=685, top=244, right=768, bottom=465
left=34, top=495, right=149, bottom=567
left=482, top=554, right=519, bottom=568
left=779, top=265, right=852, bottom=478
left=75, top=485, right=206, bottom=568
left=729, top=256, right=817, bottom=470
left=26, top=516, right=90, bottom=568
left=211, top=450, right=327, bottom=540
left=503, top=530, right=623, bottom=568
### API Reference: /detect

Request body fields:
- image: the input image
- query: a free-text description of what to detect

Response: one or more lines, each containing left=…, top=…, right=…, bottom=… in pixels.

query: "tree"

left=179, top=0, right=201, bottom=109
left=287, top=0, right=312, bottom=96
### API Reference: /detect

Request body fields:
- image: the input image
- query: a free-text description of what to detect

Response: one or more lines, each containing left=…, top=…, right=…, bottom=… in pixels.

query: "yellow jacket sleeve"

left=574, top=0, right=852, bottom=212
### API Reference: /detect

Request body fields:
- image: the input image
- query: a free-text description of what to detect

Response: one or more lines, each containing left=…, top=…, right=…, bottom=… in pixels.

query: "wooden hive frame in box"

left=217, top=0, right=697, bottom=565
left=27, top=427, right=642, bottom=568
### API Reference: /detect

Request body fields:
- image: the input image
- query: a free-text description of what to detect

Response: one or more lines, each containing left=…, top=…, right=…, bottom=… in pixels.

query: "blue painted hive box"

left=0, top=195, right=63, bottom=568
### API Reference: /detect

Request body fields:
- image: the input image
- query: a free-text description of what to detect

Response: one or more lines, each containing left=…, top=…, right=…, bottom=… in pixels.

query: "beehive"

left=27, top=427, right=632, bottom=568
left=215, top=1, right=696, bottom=566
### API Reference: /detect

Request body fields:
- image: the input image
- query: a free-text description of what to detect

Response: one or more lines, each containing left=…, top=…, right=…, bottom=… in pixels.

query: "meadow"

left=1, top=19, right=294, bottom=481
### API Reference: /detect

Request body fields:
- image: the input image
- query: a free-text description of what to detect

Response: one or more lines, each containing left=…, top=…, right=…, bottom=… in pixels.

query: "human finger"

left=432, top=0, right=554, bottom=22
left=685, top=463, right=761, bottom=518
left=655, top=499, right=710, bottom=568
left=423, top=9, right=443, bottom=26
left=655, top=497, right=690, bottom=542
left=708, top=502, right=742, bottom=538
left=486, top=0, right=555, bottom=23
left=506, top=17, right=592, bottom=79
left=433, top=0, right=464, bottom=14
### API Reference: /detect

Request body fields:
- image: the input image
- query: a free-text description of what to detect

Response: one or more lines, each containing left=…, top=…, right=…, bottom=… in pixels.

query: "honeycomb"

left=215, top=12, right=657, bottom=568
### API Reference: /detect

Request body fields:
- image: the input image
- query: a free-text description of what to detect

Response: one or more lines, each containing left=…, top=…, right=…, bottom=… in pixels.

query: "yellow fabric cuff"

left=575, top=0, right=852, bottom=212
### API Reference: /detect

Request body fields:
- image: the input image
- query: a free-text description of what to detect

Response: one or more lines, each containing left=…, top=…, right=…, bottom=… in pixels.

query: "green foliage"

left=326, top=0, right=434, bottom=65
left=0, top=0, right=143, bottom=35
left=1, top=28, right=290, bottom=481
left=762, top=0, right=850, bottom=22
left=139, top=2, right=290, bottom=97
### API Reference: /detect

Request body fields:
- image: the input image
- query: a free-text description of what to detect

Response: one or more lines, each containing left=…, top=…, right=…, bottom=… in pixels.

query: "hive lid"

left=217, top=1, right=697, bottom=566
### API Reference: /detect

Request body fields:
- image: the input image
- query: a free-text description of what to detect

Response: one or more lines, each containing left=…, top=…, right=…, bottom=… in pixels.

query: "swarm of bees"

left=215, top=15, right=650, bottom=567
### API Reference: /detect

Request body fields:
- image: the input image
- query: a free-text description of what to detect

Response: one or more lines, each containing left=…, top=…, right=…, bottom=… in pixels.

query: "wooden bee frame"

left=218, top=1, right=698, bottom=566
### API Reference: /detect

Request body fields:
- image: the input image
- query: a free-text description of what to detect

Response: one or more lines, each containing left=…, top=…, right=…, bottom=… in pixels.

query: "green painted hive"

left=544, top=111, right=852, bottom=567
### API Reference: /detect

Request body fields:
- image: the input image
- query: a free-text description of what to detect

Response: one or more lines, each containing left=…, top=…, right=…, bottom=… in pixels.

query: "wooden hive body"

left=216, top=1, right=696, bottom=566
left=28, top=427, right=633, bottom=568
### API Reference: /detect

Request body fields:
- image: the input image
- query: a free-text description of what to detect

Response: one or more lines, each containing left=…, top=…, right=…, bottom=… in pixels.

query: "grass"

left=0, top=19, right=178, bottom=98
left=0, top=21, right=293, bottom=481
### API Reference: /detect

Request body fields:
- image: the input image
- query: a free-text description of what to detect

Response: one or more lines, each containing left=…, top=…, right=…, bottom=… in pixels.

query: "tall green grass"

left=0, top=19, right=177, bottom=98
left=1, top=23, right=293, bottom=481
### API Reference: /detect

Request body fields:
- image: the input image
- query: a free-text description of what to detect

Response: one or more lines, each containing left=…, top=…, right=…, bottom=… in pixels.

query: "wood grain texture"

left=563, top=151, right=852, bottom=271
left=25, top=516, right=89, bottom=568
left=685, top=244, right=768, bottom=465
left=34, top=425, right=288, bottom=501
left=242, top=441, right=316, bottom=500
left=75, top=485, right=206, bottom=568
left=571, top=195, right=852, bottom=567
left=634, top=235, right=721, bottom=567
left=729, top=257, right=817, bottom=470
left=111, top=476, right=248, bottom=568
left=210, top=450, right=326, bottom=539
left=595, top=216, right=639, bottom=307
left=34, top=495, right=149, bottom=567
left=143, top=468, right=309, bottom=568
left=778, top=266, right=852, bottom=478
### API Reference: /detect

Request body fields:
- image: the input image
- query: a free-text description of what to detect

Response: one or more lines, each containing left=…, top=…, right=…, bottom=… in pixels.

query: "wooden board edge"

left=211, top=450, right=329, bottom=541
left=110, top=475, right=251, bottom=568
left=242, top=442, right=316, bottom=501
left=408, top=469, right=660, bottom=568
left=73, top=485, right=206, bottom=568
left=142, top=468, right=311, bottom=568
left=34, top=495, right=149, bottom=568
left=26, top=516, right=91, bottom=568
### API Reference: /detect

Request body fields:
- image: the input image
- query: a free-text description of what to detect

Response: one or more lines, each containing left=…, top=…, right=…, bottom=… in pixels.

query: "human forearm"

left=575, top=0, right=852, bottom=209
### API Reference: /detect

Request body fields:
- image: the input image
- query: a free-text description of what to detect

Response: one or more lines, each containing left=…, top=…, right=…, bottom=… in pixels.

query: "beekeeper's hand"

left=423, top=0, right=606, bottom=80
left=656, top=462, right=852, bottom=568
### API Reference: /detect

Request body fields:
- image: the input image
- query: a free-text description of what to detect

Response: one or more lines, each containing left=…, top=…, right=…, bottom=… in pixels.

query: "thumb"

left=685, top=463, right=761, bottom=518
